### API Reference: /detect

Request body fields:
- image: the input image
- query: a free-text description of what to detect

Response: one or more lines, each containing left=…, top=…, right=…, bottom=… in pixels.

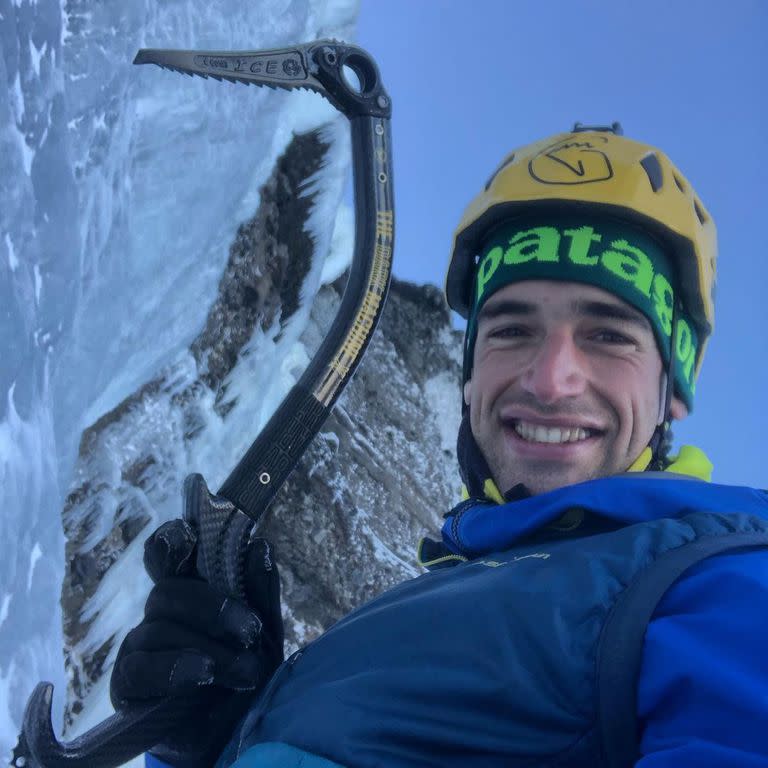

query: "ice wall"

left=0, top=0, right=358, bottom=757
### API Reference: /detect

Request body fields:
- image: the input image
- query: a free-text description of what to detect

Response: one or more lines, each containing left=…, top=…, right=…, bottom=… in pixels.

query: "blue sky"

left=356, top=0, right=767, bottom=487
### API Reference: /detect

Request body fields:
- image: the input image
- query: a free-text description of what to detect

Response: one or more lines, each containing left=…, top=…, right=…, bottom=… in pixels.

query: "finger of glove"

left=144, top=519, right=198, bottom=583
left=244, top=538, right=281, bottom=627
left=145, top=578, right=262, bottom=648
left=215, top=650, right=273, bottom=692
left=113, top=621, right=268, bottom=701
left=244, top=538, right=284, bottom=664
left=117, top=618, right=239, bottom=662
left=111, top=647, right=215, bottom=703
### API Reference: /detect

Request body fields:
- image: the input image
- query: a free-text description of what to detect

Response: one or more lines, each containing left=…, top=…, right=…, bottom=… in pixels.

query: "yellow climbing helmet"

left=445, top=123, right=717, bottom=378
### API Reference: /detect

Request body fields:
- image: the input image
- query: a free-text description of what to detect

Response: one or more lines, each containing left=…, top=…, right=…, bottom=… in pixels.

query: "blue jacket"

left=154, top=448, right=768, bottom=767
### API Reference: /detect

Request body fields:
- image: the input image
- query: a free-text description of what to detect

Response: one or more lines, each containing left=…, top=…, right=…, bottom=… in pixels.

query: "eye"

left=592, top=329, right=635, bottom=345
left=486, top=324, right=530, bottom=340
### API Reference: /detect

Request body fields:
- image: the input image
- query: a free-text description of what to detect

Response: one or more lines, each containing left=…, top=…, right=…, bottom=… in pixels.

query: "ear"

left=670, top=395, right=689, bottom=421
left=463, top=379, right=472, bottom=407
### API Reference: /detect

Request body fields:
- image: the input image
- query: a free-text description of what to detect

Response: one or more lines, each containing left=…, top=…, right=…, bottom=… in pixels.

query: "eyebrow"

left=477, top=297, right=651, bottom=331
left=574, top=299, right=651, bottom=330
left=477, top=299, right=536, bottom=322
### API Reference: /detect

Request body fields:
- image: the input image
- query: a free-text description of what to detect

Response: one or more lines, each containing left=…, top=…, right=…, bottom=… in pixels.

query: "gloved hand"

left=110, top=476, right=284, bottom=768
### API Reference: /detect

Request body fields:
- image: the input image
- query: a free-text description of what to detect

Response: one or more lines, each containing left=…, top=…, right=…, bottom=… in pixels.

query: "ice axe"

left=14, top=39, right=393, bottom=768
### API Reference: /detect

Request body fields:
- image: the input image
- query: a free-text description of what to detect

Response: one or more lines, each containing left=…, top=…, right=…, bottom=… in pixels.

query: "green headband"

left=465, top=214, right=699, bottom=411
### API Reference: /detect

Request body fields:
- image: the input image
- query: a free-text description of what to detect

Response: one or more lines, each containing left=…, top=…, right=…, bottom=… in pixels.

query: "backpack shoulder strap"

left=597, top=530, right=768, bottom=768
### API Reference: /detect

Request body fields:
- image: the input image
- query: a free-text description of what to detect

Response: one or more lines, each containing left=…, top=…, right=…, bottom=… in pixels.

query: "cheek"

left=468, top=356, right=509, bottom=410
left=588, top=357, right=652, bottom=419
left=613, top=363, right=664, bottom=434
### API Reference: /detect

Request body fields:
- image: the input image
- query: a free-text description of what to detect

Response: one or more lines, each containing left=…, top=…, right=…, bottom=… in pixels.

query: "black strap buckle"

left=572, top=121, right=624, bottom=135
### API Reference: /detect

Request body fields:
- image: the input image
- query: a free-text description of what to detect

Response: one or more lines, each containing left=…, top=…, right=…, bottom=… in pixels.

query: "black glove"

left=110, top=476, right=284, bottom=768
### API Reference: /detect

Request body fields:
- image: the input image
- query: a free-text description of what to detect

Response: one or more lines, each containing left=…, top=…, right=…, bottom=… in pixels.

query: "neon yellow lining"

left=416, top=537, right=468, bottom=568
left=627, top=446, right=653, bottom=472
left=665, top=444, right=713, bottom=481
left=626, top=444, right=712, bottom=480
left=483, top=478, right=505, bottom=504
left=461, top=479, right=504, bottom=503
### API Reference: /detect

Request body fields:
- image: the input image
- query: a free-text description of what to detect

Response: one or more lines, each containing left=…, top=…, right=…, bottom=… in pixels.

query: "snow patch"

left=423, top=370, right=462, bottom=456
left=0, top=372, right=61, bottom=754
left=12, top=123, right=34, bottom=176
left=313, top=0, right=359, bottom=33
left=11, top=72, right=24, bottom=122
left=439, top=324, right=464, bottom=366
left=60, top=0, right=73, bottom=44
left=0, top=659, right=18, bottom=759
left=319, top=431, right=340, bottom=452
left=0, top=595, right=11, bottom=629
left=29, top=38, right=48, bottom=77
left=33, top=263, right=42, bottom=304
left=78, top=533, right=151, bottom=671
left=27, top=542, right=42, bottom=592
left=290, top=118, right=352, bottom=332
left=321, top=202, right=354, bottom=284
left=0, top=381, right=56, bottom=522
left=308, top=431, right=340, bottom=478
left=5, top=234, right=18, bottom=271
left=359, top=522, right=420, bottom=578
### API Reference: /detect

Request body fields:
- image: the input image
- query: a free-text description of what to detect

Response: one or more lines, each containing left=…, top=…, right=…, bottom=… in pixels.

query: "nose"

left=520, top=329, right=587, bottom=403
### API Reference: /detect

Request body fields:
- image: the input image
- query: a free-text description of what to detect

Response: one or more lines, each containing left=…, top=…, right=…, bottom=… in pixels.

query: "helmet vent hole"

left=694, top=198, right=708, bottom=225
left=484, top=154, right=516, bottom=191
left=673, top=174, right=687, bottom=193
left=640, top=153, right=663, bottom=192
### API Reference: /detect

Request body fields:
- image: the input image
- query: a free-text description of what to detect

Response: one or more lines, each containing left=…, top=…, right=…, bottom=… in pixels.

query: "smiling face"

left=463, top=280, right=688, bottom=496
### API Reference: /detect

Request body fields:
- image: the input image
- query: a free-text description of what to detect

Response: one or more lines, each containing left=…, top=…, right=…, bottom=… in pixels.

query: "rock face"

left=264, top=274, right=463, bottom=648
left=60, top=126, right=463, bottom=727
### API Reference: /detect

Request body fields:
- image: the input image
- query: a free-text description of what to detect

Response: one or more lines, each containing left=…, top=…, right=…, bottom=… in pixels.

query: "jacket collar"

left=440, top=469, right=768, bottom=559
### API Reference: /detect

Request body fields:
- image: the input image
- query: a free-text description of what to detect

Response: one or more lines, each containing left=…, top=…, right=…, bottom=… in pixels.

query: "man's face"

left=463, top=280, right=688, bottom=496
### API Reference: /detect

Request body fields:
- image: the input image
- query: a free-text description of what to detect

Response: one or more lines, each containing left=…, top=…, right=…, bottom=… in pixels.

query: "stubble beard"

left=477, top=424, right=619, bottom=497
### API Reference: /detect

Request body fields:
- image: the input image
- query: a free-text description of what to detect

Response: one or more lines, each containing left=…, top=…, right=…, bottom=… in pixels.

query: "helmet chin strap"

left=648, top=303, right=678, bottom=470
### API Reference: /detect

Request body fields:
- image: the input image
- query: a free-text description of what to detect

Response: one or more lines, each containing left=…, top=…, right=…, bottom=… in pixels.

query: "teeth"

left=514, top=421, right=593, bottom=444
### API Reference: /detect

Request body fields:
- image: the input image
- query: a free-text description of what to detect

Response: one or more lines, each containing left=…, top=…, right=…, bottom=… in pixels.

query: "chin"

left=520, top=478, right=579, bottom=496
left=496, top=464, right=606, bottom=497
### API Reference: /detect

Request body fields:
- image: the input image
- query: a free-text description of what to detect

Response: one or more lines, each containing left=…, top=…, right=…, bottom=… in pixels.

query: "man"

left=112, top=125, right=768, bottom=767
